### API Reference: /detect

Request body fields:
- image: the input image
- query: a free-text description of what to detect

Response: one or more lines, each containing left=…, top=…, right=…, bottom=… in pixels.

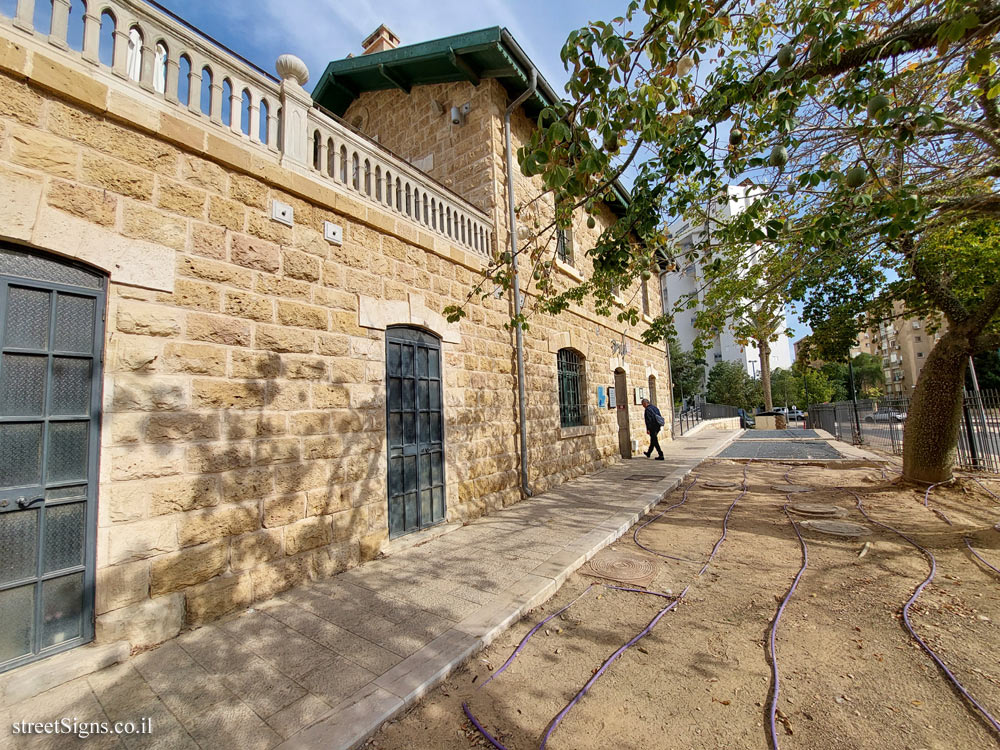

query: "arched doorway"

left=0, top=243, right=106, bottom=673
left=385, top=326, right=446, bottom=538
left=614, top=368, right=631, bottom=458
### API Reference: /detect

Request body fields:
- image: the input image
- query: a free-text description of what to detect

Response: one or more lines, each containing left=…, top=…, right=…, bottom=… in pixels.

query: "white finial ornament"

left=276, top=54, right=309, bottom=87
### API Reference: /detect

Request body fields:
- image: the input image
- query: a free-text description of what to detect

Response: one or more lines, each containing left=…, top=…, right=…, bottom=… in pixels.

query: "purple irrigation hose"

left=537, top=461, right=753, bottom=749
left=968, top=476, right=1000, bottom=505
left=767, top=503, right=808, bottom=750
left=462, top=582, right=677, bottom=750
left=633, top=477, right=703, bottom=564
left=965, top=538, right=1000, bottom=577
left=848, top=488, right=1000, bottom=736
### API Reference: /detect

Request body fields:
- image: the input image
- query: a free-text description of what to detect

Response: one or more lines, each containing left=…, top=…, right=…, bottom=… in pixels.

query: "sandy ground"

left=363, top=459, right=1000, bottom=750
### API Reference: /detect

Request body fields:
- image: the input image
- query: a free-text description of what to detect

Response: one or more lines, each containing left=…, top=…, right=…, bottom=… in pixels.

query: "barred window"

left=556, top=229, right=573, bottom=265
left=557, top=348, right=584, bottom=427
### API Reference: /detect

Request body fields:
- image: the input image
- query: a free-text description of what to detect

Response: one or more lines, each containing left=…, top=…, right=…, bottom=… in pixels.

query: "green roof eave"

left=312, top=26, right=632, bottom=216
left=312, top=26, right=558, bottom=120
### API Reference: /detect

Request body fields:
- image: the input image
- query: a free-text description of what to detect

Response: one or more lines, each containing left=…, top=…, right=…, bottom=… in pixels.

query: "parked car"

left=786, top=408, right=804, bottom=421
left=737, top=408, right=755, bottom=429
left=865, top=409, right=907, bottom=423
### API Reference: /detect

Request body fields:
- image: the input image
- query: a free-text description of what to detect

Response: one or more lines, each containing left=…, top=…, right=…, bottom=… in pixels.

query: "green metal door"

left=386, top=327, right=445, bottom=538
left=0, top=245, right=105, bottom=673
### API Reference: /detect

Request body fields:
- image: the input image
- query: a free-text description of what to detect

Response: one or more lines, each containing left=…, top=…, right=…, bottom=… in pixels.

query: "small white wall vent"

left=324, top=221, right=343, bottom=245
left=271, top=199, right=294, bottom=226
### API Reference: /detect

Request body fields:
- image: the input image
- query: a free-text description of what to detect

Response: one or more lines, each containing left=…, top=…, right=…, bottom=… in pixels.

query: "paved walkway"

left=0, top=429, right=740, bottom=750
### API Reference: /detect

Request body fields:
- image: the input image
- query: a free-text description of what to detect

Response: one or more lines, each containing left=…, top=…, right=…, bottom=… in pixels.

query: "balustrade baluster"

left=49, top=0, right=70, bottom=49
left=13, top=0, right=35, bottom=32
left=81, top=7, right=99, bottom=63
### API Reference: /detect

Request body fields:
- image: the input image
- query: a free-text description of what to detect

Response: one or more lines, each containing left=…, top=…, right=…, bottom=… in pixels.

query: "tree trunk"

left=902, top=329, right=970, bottom=483
left=759, top=339, right=773, bottom=411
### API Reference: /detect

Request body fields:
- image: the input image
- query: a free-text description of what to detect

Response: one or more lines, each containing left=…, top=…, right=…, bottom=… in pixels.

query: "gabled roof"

left=312, top=26, right=631, bottom=215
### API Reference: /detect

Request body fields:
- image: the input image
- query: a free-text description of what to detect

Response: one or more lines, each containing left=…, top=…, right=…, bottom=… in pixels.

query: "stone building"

left=863, top=301, right=946, bottom=395
left=0, top=2, right=669, bottom=677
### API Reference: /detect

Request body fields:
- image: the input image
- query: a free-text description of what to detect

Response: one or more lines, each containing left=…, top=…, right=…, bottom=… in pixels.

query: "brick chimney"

left=362, top=25, right=401, bottom=55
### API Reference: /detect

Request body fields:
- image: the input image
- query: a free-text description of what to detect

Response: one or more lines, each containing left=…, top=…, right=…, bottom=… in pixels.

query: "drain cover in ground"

left=625, top=474, right=666, bottom=482
left=702, top=481, right=740, bottom=489
left=799, top=519, right=869, bottom=537
left=582, top=551, right=658, bottom=586
left=789, top=503, right=848, bottom=518
left=773, top=485, right=813, bottom=493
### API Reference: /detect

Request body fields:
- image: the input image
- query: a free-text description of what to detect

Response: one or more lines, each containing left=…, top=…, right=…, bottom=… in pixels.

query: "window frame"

left=556, top=348, right=585, bottom=428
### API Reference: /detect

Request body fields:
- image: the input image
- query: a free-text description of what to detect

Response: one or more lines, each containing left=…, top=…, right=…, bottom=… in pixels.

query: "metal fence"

left=674, top=402, right=740, bottom=436
left=807, top=390, right=1000, bottom=473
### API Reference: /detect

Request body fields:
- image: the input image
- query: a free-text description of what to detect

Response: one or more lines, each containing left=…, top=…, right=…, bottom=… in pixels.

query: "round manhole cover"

left=789, top=503, right=848, bottom=518
left=773, top=484, right=813, bottom=493
left=703, top=481, right=740, bottom=490
left=582, top=551, right=659, bottom=586
left=799, top=520, right=869, bottom=537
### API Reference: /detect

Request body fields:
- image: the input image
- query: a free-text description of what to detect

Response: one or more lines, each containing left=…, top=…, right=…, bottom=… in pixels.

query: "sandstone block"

left=228, top=173, right=267, bottom=209
left=209, top=195, right=246, bottom=232
left=277, top=300, right=328, bottom=331
left=359, top=529, right=388, bottom=562
left=247, top=210, right=292, bottom=244
left=313, top=287, right=357, bottom=310
left=181, top=155, right=227, bottom=192
left=255, top=324, right=315, bottom=354
left=179, top=255, right=253, bottom=288
left=162, top=342, right=227, bottom=376
left=157, top=179, right=207, bottom=219
left=110, top=413, right=145, bottom=445
left=81, top=152, right=153, bottom=201
left=284, top=517, right=332, bottom=557
left=185, top=573, right=252, bottom=626
left=165, top=279, right=220, bottom=312
left=115, top=300, right=181, bottom=337
left=186, top=442, right=253, bottom=474
left=224, top=289, right=273, bottom=322
left=256, top=273, right=311, bottom=301
left=303, top=435, right=344, bottom=461
left=191, top=223, right=227, bottom=260
left=107, top=517, right=177, bottom=564
left=312, top=383, right=349, bottom=408
left=290, top=411, right=329, bottom=435
left=178, top=502, right=258, bottom=547
left=317, top=333, right=350, bottom=357
left=186, top=313, right=251, bottom=346
left=265, top=381, right=310, bottom=411
left=329, top=359, right=366, bottom=384
left=231, top=350, right=280, bottom=378
left=150, top=539, right=229, bottom=596
left=146, top=476, right=220, bottom=515
left=263, top=493, right=306, bottom=528
left=123, top=203, right=187, bottom=251
left=0, top=71, right=43, bottom=124
left=330, top=310, right=367, bottom=337
left=306, top=486, right=347, bottom=517
left=254, top=438, right=301, bottom=465
left=231, top=233, right=279, bottom=272
left=221, top=467, right=274, bottom=502
left=96, top=560, right=149, bottom=615
left=226, top=413, right=286, bottom=440
left=281, top=356, right=327, bottom=380
left=146, top=413, right=220, bottom=442
left=330, top=410, right=364, bottom=432
left=97, top=593, right=183, bottom=648
left=47, top=179, right=115, bottom=226
left=192, top=379, right=265, bottom=409
left=110, top=444, right=184, bottom=481
left=274, top=462, right=329, bottom=494
left=282, top=249, right=321, bottom=281
left=231, top=529, right=282, bottom=571
left=11, top=127, right=77, bottom=177
left=309, top=540, right=360, bottom=579
left=250, top=557, right=309, bottom=602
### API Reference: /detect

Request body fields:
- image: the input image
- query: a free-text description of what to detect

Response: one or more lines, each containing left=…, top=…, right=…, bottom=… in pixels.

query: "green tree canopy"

left=669, top=337, right=705, bottom=403
left=706, top=360, right=764, bottom=411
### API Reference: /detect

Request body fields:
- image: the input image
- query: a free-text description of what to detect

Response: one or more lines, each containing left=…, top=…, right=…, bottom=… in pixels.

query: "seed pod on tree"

left=769, top=145, right=789, bottom=168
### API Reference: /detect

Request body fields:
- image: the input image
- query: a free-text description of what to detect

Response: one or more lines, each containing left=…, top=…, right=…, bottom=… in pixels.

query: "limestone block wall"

left=0, top=33, right=669, bottom=652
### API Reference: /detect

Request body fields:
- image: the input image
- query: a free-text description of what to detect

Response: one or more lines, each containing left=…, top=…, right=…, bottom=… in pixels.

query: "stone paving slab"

left=1, top=429, right=740, bottom=750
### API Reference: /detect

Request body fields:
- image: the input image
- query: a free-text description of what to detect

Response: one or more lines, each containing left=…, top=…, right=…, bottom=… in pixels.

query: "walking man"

left=642, top=397, right=665, bottom=460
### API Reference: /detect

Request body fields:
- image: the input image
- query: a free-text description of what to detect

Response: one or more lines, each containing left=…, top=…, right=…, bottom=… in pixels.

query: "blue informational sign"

left=597, top=386, right=606, bottom=408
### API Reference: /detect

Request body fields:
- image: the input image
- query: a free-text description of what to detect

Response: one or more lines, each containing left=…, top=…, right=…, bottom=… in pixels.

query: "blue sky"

left=158, top=0, right=805, bottom=360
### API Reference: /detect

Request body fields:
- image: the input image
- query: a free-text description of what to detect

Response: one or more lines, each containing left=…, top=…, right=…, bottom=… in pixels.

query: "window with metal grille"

left=557, top=348, right=584, bottom=427
left=556, top=229, right=573, bottom=265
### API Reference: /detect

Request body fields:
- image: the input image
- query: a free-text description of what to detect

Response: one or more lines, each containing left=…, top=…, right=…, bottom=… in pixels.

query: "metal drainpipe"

left=504, top=68, right=537, bottom=498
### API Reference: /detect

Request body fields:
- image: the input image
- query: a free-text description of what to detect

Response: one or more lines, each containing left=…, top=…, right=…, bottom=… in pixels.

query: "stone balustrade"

left=0, top=0, right=493, bottom=257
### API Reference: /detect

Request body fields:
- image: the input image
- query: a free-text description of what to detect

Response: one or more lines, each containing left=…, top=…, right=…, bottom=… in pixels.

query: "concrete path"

left=0, top=429, right=740, bottom=750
